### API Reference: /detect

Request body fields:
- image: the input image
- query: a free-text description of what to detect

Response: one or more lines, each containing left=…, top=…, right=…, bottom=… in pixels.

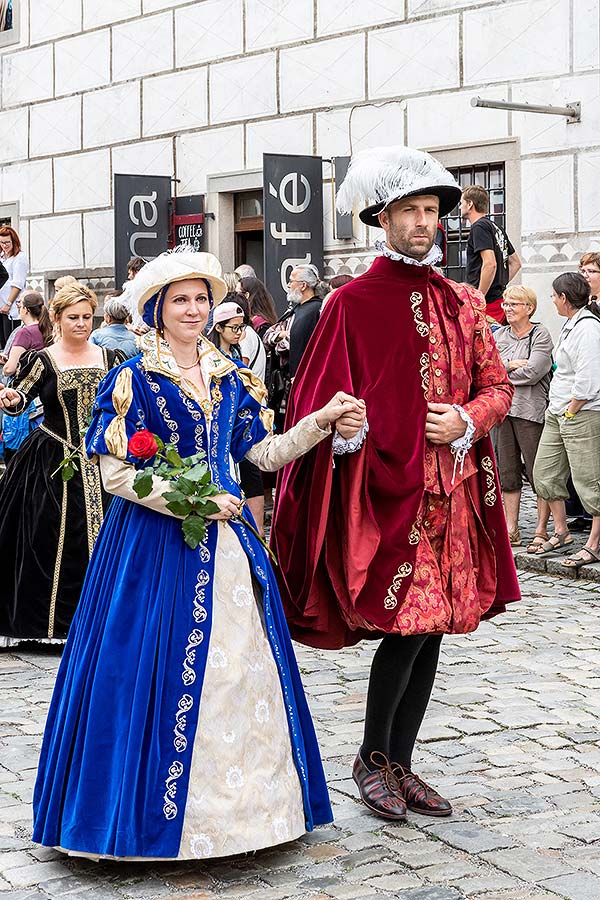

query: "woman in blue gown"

left=32, top=251, right=366, bottom=860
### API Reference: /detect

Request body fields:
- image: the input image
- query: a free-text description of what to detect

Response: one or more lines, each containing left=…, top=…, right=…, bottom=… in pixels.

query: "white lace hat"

left=336, top=146, right=462, bottom=226
left=130, top=249, right=228, bottom=314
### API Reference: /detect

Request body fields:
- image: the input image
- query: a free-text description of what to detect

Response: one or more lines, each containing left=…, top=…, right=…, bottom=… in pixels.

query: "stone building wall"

left=0, top=0, right=598, bottom=334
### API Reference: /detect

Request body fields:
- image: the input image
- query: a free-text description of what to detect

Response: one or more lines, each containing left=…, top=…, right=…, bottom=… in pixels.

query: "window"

left=441, top=162, right=506, bottom=283
left=0, top=0, right=19, bottom=48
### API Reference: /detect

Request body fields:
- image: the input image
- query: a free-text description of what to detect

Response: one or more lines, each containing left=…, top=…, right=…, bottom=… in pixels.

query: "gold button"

left=428, top=503, right=435, bottom=511
left=436, top=387, right=443, bottom=395
left=432, top=352, right=439, bottom=360
left=435, top=368, right=442, bottom=377
left=429, top=335, right=437, bottom=344
left=424, top=520, right=431, bottom=528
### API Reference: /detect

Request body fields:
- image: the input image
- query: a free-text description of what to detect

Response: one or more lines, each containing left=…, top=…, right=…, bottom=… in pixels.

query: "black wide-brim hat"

left=336, top=146, right=462, bottom=227
left=359, top=184, right=462, bottom=226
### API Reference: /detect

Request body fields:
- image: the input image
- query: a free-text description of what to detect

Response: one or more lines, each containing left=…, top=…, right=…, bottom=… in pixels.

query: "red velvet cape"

left=272, top=257, right=520, bottom=649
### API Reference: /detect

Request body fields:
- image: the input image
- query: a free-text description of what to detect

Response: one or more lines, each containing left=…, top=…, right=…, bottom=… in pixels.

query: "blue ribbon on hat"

left=141, top=279, right=214, bottom=330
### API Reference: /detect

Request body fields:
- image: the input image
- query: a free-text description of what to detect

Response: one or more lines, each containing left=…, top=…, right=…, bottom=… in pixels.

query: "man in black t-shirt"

left=461, top=185, right=521, bottom=324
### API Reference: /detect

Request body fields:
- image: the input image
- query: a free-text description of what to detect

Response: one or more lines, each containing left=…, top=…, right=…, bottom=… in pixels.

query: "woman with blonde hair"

left=0, top=282, right=123, bottom=644
left=494, top=284, right=554, bottom=548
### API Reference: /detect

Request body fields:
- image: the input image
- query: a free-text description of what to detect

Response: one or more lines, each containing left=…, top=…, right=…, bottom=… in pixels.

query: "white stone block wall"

left=0, top=0, right=596, bottom=319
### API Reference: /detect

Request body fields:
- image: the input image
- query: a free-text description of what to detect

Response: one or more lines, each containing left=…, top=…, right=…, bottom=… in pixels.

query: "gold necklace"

left=177, top=353, right=201, bottom=370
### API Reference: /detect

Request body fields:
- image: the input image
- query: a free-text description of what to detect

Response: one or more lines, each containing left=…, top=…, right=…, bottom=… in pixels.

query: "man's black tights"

left=361, top=633, right=442, bottom=772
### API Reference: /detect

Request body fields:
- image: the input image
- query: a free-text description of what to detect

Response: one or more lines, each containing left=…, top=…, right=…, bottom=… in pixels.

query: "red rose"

left=128, top=429, right=159, bottom=460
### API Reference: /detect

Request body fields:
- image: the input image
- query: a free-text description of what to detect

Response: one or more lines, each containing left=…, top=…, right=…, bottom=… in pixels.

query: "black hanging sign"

left=263, top=153, right=324, bottom=315
left=114, top=173, right=171, bottom=288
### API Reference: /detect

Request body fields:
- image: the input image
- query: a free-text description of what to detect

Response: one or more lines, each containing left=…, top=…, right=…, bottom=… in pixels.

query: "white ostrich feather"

left=336, top=146, right=459, bottom=215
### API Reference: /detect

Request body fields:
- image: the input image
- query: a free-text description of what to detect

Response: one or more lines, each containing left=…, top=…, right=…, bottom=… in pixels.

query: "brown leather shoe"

left=352, top=751, right=407, bottom=821
left=394, top=767, right=452, bottom=817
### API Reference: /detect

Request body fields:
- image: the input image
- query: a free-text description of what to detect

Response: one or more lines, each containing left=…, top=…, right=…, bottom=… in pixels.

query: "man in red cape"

left=272, top=147, right=521, bottom=822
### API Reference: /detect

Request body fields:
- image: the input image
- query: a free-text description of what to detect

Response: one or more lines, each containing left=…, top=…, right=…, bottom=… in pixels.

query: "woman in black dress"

left=0, top=282, right=123, bottom=644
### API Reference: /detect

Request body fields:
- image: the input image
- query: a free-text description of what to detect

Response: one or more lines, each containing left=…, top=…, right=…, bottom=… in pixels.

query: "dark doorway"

left=234, top=190, right=264, bottom=279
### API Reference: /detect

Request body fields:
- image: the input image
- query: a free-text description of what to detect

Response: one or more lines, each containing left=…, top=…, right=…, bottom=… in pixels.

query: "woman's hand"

left=315, top=392, right=366, bottom=437
left=508, top=358, right=529, bottom=371
left=0, top=387, right=22, bottom=410
left=206, top=492, right=243, bottom=521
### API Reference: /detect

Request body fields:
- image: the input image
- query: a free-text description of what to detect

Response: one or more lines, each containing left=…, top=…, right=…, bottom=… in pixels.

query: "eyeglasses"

left=579, top=267, right=600, bottom=276
left=223, top=324, right=246, bottom=334
left=500, top=302, right=527, bottom=309
left=287, top=279, right=304, bottom=286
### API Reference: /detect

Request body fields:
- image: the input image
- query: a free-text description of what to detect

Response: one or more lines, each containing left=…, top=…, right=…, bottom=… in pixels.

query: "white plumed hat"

left=336, top=146, right=462, bottom=226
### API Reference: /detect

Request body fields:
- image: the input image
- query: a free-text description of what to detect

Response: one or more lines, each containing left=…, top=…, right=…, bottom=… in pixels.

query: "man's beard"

left=287, top=288, right=303, bottom=306
left=388, top=230, right=435, bottom=261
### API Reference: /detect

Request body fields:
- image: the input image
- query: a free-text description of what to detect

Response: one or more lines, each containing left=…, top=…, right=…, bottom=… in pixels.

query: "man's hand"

left=425, top=403, right=467, bottom=445
left=315, top=393, right=366, bottom=435
left=336, top=404, right=367, bottom=440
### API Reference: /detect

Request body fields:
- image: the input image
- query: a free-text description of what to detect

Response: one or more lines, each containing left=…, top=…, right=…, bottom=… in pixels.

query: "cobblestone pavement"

left=1, top=569, right=600, bottom=900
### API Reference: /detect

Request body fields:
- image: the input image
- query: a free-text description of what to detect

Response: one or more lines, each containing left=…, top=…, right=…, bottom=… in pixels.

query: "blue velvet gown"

left=32, top=337, right=332, bottom=860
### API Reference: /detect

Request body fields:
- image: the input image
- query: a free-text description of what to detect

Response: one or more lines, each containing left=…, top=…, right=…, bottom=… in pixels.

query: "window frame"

left=428, top=138, right=521, bottom=282
left=0, top=1, right=20, bottom=49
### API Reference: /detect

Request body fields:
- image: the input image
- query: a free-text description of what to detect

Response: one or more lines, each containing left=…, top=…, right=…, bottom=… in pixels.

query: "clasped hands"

left=315, top=392, right=366, bottom=440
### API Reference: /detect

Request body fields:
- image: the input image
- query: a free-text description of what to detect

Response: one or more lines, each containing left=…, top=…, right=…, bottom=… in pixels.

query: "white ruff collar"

left=375, top=239, right=442, bottom=268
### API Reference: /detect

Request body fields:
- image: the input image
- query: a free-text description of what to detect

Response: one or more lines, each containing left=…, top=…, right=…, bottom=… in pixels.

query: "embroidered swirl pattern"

left=163, top=760, right=184, bottom=820
left=193, top=570, right=209, bottom=623
left=173, top=694, right=194, bottom=752
left=410, top=292, right=430, bottom=337
left=408, top=518, right=421, bottom=546
left=384, top=562, right=414, bottom=610
left=182, top=629, right=204, bottom=686
left=481, top=456, right=497, bottom=506
left=162, top=542, right=211, bottom=819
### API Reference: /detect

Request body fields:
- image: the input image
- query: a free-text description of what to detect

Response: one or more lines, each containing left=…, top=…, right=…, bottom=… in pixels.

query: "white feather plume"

left=336, top=146, right=459, bottom=215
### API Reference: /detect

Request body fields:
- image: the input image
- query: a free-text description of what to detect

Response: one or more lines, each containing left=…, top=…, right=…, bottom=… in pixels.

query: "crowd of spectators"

left=0, top=224, right=597, bottom=570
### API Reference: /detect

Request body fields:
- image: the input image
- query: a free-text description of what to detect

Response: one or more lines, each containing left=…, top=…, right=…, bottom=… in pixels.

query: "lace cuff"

left=332, top=420, right=369, bottom=455
left=450, top=405, right=476, bottom=484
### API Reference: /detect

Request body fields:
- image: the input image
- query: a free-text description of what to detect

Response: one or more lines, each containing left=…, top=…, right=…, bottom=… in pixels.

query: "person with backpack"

left=461, top=186, right=521, bottom=324
left=493, top=285, right=554, bottom=549
left=532, top=272, right=600, bottom=568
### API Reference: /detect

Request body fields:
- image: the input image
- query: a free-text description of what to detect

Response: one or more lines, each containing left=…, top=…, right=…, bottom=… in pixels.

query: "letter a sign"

left=263, top=154, right=323, bottom=314
left=114, top=174, right=172, bottom=288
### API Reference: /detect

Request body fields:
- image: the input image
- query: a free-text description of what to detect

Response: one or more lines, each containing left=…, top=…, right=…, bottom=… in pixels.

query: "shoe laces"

left=368, top=751, right=405, bottom=794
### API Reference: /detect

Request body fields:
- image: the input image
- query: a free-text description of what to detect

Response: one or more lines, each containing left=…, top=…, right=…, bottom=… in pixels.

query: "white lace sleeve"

left=332, top=420, right=369, bottom=455
left=450, top=405, right=476, bottom=483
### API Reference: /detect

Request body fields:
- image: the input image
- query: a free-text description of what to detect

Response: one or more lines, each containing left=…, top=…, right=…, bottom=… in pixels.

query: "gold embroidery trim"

left=410, top=292, right=430, bottom=337
left=481, top=455, right=497, bottom=506
left=384, top=562, right=413, bottom=610
left=14, top=356, right=45, bottom=397
left=48, top=470, right=68, bottom=639
left=408, top=517, right=421, bottom=545
left=104, top=367, right=133, bottom=459
left=419, top=352, right=430, bottom=399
